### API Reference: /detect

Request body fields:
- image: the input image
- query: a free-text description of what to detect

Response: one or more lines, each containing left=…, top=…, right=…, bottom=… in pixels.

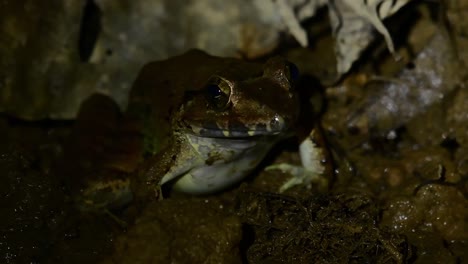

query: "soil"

left=0, top=2, right=466, bottom=264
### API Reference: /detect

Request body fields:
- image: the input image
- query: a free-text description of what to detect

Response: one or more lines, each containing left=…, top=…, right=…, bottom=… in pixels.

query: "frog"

left=64, top=49, right=329, bottom=212
left=127, top=49, right=329, bottom=196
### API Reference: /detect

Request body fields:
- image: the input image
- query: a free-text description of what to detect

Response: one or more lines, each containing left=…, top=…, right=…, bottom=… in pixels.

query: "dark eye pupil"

left=205, top=83, right=229, bottom=110
left=287, top=62, right=299, bottom=81
left=206, top=84, right=222, bottom=97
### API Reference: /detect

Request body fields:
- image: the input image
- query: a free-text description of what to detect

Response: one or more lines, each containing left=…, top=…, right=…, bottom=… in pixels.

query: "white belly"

left=171, top=134, right=276, bottom=194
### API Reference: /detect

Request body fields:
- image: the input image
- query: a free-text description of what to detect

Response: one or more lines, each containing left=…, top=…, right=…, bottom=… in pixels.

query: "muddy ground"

left=0, top=2, right=467, bottom=264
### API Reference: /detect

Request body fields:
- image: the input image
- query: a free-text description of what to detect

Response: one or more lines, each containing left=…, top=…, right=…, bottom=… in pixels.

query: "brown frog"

left=67, top=50, right=329, bottom=211
left=128, top=49, right=302, bottom=195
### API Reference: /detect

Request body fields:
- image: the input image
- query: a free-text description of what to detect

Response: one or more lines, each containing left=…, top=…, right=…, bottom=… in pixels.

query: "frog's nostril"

left=268, top=115, right=286, bottom=132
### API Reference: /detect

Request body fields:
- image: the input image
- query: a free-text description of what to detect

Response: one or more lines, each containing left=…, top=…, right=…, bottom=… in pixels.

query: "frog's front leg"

left=267, top=127, right=331, bottom=192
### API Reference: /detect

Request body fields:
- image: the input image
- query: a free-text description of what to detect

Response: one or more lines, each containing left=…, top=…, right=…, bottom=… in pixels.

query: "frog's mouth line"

left=186, top=123, right=286, bottom=138
left=183, top=114, right=291, bottom=138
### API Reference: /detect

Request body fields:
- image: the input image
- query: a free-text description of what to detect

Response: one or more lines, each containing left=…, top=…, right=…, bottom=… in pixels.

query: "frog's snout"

left=267, top=114, right=287, bottom=132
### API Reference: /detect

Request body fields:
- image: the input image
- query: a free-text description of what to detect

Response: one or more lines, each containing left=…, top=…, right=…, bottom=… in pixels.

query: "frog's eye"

left=285, top=61, right=300, bottom=82
left=204, top=76, right=232, bottom=110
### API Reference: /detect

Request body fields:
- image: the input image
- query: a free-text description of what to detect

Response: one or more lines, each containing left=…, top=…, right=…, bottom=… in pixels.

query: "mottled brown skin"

left=61, top=49, right=330, bottom=211
left=127, top=49, right=300, bottom=196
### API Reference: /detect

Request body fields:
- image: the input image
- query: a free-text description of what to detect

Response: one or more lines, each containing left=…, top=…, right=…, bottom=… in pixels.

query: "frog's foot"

left=267, top=128, right=331, bottom=192
left=266, top=163, right=327, bottom=192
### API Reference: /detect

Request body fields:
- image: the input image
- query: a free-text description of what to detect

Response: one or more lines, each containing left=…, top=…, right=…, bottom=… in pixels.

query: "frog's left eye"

left=285, top=61, right=300, bottom=82
left=204, top=76, right=232, bottom=110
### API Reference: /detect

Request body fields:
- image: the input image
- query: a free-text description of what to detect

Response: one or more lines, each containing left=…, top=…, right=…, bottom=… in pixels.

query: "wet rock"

left=382, top=183, right=467, bottom=241
left=347, top=29, right=462, bottom=138
left=0, top=0, right=312, bottom=120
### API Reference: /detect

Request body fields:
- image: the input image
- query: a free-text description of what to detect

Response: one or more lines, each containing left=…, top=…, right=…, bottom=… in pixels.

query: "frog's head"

left=180, top=57, right=300, bottom=138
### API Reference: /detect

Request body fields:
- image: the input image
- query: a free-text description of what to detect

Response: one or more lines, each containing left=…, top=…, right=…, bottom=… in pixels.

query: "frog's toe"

left=266, top=163, right=327, bottom=192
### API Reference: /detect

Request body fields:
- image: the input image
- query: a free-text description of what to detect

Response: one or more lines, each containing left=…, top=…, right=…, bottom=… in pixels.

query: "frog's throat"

left=166, top=133, right=275, bottom=194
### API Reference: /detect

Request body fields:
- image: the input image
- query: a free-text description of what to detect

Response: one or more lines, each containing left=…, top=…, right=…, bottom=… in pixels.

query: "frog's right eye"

left=204, top=76, right=232, bottom=110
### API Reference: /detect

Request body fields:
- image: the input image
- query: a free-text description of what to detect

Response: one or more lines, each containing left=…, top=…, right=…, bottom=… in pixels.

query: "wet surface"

left=0, top=1, right=467, bottom=264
